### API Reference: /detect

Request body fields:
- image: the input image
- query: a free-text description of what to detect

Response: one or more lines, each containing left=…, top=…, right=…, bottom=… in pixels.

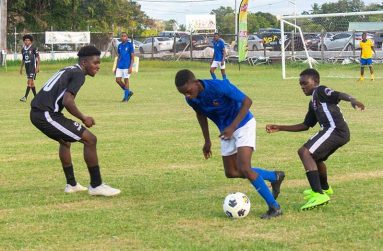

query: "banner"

left=186, top=15, right=216, bottom=32
left=45, top=32, right=90, bottom=44
left=238, top=0, right=249, bottom=62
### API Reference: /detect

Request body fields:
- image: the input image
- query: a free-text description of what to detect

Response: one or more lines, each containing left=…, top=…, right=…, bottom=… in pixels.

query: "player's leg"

left=222, top=154, right=245, bottom=178
left=81, top=130, right=120, bottom=196
left=122, top=71, right=133, bottom=102
left=115, top=77, right=125, bottom=90
left=220, top=61, right=227, bottom=80
left=236, top=146, right=282, bottom=219
left=368, top=60, right=374, bottom=80
left=59, top=140, right=87, bottom=193
left=210, top=61, right=218, bottom=79
left=20, top=77, right=31, bottom=102
left=302, top=161, right=333, bottom=197
left=359, top=60, right=365, bottom=81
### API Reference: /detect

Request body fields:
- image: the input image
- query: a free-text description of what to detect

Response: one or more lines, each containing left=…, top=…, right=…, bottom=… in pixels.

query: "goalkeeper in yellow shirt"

left=359, top=32, right=376, bottom=81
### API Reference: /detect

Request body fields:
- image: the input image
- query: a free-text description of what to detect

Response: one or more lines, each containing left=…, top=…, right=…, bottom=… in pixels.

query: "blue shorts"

left=360, top=58, right=372, bottom=66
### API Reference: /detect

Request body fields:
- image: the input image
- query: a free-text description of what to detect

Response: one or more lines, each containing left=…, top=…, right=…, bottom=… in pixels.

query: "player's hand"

left=128, top=67, right=132, bottom=74
left=221, top=60, right=225, bottom=66
left=19, top=69, right=22, bottom=75
left=351, top=100, right=365, bottom=111
left=113, top=69, right=116, bottom=74
left=266, top=124, right=280, bottom=133
left=82, top=116, right=95, bottom=128
left=219, top=126, right=235, bottom=140
left=202, top=141, right=212, bottom=159
left=36, top=67, right=40, bottom=73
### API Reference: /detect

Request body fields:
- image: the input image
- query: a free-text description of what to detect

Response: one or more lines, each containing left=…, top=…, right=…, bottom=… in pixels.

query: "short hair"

left=175, top=69, right=196, bottom=87
left=300, top=68, right=320, bottom=84
left=121, top=32, right=128, bottom=36
left=214, top=32, right=219, bottom=36
left=23, top=34, right=33, bottom=41
left=77, top=45, right=101, bottom=60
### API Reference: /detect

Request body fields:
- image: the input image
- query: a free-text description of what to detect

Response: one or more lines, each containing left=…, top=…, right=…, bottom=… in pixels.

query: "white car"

left=319, top=32, right=374, bottom=51
left=139, top=37, right=174, bottom=54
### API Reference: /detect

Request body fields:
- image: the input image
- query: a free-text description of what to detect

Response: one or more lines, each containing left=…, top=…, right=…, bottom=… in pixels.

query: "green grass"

left=0, top=60, right=382, bottom=250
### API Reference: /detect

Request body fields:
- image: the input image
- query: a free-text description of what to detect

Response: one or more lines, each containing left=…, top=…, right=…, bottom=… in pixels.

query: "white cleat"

left=64, top=183, right=88, bottom=193
left=88, top=184, right=121, bottom=197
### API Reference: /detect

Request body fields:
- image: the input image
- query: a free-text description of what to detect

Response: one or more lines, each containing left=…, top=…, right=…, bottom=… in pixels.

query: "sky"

left=136, top=0, right=381, bottom=25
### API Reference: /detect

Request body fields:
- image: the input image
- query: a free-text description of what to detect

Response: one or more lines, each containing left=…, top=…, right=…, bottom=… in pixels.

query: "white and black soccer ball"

left=223, top=192, right=251, bottom=219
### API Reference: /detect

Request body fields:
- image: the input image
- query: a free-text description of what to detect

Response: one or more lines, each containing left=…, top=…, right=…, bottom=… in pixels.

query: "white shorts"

left=115, top=68, right=131, bottom=79
left=211, top=60, right=226, bottom=69
left=220, top=118, right=256, bottom=156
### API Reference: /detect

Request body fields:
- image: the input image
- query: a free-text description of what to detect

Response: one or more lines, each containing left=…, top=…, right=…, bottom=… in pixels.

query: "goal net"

left=280, top=11, right=383, bottom=79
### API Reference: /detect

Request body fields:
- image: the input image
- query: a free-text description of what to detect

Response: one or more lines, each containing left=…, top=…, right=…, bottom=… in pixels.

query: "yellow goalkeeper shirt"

left=360, top=39, right=374, bottom=59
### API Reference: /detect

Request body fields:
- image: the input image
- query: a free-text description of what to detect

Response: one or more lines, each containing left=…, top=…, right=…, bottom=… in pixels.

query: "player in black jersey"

left=266, top=68, right=365, bottom=211
left=19, top=34, right=40, bottom=102
left=30, top=45, right=120, bottom=196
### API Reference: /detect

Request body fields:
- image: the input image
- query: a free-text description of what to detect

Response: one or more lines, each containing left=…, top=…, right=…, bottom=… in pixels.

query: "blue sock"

left=251, top=175, right=279, bottom=208
left=210, top=72, right=217, bottom=79
left=124, top=89, right=130, bottom=99
left=222, top=74, right=227, bottom=80
left=252, top=167, right=277, bottom=182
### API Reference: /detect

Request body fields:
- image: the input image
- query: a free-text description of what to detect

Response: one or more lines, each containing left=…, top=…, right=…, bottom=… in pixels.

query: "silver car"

left=248, top=34, right=264, bottom=51
left=139, top=37, right=174, bottom=54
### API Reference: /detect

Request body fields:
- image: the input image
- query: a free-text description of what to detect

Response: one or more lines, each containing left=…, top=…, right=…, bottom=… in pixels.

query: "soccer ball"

left=223, top=192, right=251, bottom=219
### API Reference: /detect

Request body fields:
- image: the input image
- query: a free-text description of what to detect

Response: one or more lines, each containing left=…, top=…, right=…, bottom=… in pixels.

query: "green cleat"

left=303, top=187, right=333, bottom=200
left=300, top=192, right=330, bottom=211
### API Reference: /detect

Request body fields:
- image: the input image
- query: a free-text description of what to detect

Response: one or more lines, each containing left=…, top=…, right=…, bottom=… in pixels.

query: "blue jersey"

left=186, top=79, right=253, bottom=132
left=213, top=39, right=225, bottom=61
left=117, top=41, right=134, bottom=69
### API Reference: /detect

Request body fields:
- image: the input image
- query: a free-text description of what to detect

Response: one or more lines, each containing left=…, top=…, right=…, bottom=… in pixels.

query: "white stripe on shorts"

left=308, top=103, right=335, bottom=153
left=44, top=111, right=81, bottom=141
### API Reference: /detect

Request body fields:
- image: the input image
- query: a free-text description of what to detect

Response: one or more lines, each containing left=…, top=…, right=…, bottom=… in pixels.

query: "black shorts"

left=25, top=65, right=36, bottom=80
left=304, top=128, right=350, bottom=162
left=30, top=109, right=86, bottom=142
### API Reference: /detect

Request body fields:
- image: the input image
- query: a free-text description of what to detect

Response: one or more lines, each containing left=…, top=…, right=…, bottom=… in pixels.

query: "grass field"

left=0, top=60, right=382, bottom=250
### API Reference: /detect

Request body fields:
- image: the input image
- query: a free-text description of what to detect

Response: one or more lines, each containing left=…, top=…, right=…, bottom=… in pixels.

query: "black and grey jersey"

left=22, top=45, right=39, bottom=68
left=31, top=64, right=85, bottom=113
left=303, top=85, right=349, bottom=133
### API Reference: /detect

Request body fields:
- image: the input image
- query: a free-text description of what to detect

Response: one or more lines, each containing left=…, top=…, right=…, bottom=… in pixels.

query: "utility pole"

left=0, top=0, right=7, bottom=52
left=234, top=0, right=238, bottom=39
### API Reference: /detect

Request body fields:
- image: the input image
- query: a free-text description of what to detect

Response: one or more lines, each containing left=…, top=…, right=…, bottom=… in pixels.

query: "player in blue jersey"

left=210, top=32, right=227, bottom=80
left=115, top=32, right=134, bottom=102
left=175, top=69, right=284, bottom=219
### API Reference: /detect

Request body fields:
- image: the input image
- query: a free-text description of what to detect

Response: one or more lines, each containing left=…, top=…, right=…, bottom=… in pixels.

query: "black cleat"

left=260, top=206, right=283, bottom=219
left=271, top=171, right=285, bottom=199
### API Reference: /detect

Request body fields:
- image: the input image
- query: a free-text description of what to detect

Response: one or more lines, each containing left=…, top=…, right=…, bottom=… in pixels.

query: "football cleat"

left=303, top=186, right=333, bottom=200
left=300, top=192, right=330, bottom=211
left=20, top=96, right=27, bottom=102
left=271, top=171, right=285, bottom=199
left=88, top=183, right=121, bottom=196
left=260, top=205, right=282, bottom=219
left=64, top=183, right=88, bottom=193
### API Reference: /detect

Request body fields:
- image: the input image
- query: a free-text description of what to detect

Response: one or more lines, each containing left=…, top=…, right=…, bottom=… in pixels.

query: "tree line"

left=7, top=0, right=383, bottom=36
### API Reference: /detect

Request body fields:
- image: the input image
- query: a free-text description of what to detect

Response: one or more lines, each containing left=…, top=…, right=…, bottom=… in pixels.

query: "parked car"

left=248, top=34, right=264, bottom=51
left=318, top=32, right=374, bottom=51
left=174, top=35, right=209, bottom=52
left=139, top=37, right=174, bottom=53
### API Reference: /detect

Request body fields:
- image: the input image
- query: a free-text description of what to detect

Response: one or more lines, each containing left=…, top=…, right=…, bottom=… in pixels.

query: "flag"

left=238, top=0, right=249, bottom=62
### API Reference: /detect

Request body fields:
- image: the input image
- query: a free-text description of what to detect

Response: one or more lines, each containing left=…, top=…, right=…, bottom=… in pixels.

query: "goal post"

left=279, top=10, right=383, bottom=79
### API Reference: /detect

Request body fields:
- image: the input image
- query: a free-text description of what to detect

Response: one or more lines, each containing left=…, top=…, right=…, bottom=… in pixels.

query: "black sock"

left=306, top=171, right=323, bottom=193
left=319, top=175, right=329, bottom=190
left=87, top=165, right=102, bottom=188
left=62, top=165, right=77, bottom=186
left=24, top=87, right=31, bottom=98
left=31, top=87, right=36, bottom=96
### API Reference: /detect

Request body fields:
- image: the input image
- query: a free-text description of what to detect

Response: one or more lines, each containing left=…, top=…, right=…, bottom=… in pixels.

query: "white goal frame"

left=279, top=10, right=383, bottom=79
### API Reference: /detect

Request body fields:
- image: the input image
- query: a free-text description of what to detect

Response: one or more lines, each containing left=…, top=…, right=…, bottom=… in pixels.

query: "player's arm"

left=221, top=42, right=226, bottom=64
left=35, top=50, right=40, bottom=73
left=20, top=58, right=24, bottom=75
left=338, top=92, right=365, bottom=110
left=129, top=52, right=134, bottom=74
left=372, top=45, right=376, bottom=57
left=220, top=96, right=252, bottom=140
left=266, top=123, right=309, bottom=133
left=63, top=92, right=95, bottom=128
left=196, top=111, right=212, bottom=159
